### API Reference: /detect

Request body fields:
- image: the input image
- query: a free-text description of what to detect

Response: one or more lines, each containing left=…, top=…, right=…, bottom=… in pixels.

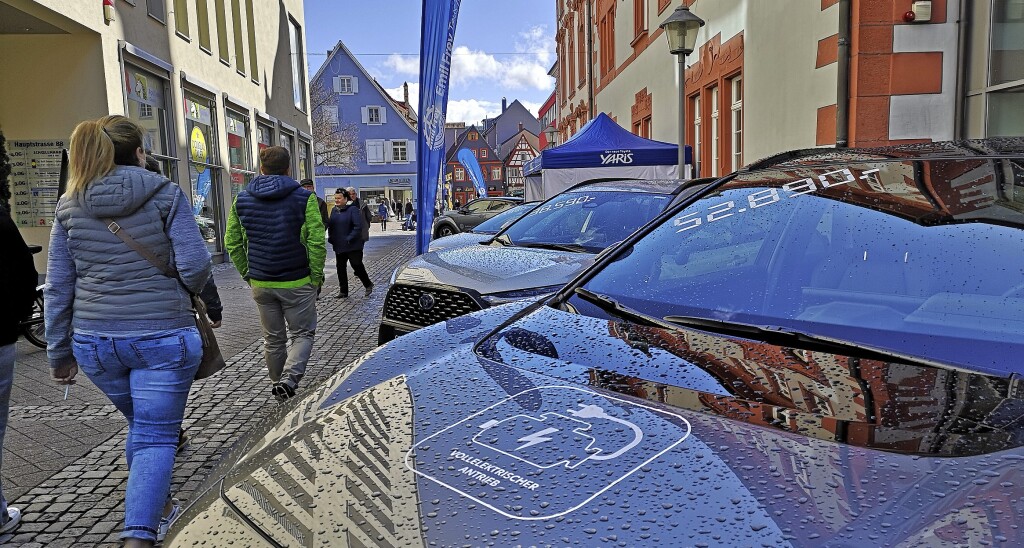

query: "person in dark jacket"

left=0, top=204, right=35, bottom=535
left=225, top=146, right=325, bottom=404
left=377, top=201, right=389, bottom=231
left=346, top=186, right=371, bottom=242
left=327, top=190, right=373, bottom=298
left=405, top=200, right=413, bottom=219
left=300, top=179, right=328, bottom=226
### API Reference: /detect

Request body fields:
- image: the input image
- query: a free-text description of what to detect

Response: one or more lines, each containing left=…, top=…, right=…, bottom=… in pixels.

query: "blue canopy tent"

left=523, top=113, right=692, bottom=200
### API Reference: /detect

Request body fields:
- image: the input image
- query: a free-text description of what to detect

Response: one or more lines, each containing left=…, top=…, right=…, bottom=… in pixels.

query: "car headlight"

left=481, top=284, right=563, bottom=305
left=389, top=267, right=400, bottom=286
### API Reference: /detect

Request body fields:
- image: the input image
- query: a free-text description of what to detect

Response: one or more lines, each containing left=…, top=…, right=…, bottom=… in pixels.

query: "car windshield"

left=471, top=203, right=537, bottom=234
left=499, top=190, right=671, bottom=253
left=567, top=158, right=1024, bottom=375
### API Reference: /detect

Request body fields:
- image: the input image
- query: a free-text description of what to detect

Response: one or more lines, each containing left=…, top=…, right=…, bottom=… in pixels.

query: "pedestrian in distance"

left=45, top=115, right=213, bottom=546
left=225, top=146, right=326, bottom=404
left=300, top=178, right=328, bottom=226
left=327, top=189, right=373, bottom=298
left=405, top=200, right=413, bottom=220
left=346, top=187, right=372, bottom=242
left=0, top=204, right=38, bottom=536
left=378, top=200, right=389, bottom=231
left=144, top=153, right=222, bottom=453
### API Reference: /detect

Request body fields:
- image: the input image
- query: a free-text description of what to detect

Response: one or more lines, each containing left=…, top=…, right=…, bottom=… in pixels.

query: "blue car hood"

left=170, top=303, right=1024, bottom=546
left=395, top=243, right=596, bottom=295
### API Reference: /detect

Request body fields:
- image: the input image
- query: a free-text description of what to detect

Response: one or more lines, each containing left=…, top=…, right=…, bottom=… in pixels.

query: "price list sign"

left=9, top=140, right=66, bottom=228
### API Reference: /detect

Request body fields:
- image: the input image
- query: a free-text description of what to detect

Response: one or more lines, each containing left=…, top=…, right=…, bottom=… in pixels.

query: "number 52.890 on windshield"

left=673, top=168, right=880, bottom=233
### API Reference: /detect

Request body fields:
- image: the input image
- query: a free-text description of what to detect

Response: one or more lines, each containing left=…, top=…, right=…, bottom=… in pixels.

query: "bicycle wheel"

left=22, top=291, right=46, bottom=349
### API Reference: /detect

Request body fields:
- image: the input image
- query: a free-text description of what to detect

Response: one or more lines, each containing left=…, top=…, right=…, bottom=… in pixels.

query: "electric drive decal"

left=405, top=386, right=691, bottom=520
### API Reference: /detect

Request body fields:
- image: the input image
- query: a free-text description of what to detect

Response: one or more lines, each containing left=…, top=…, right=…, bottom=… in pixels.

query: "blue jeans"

left=72, top=327, right=201, bottom=542
left=0, top=344, right=14, bottom=521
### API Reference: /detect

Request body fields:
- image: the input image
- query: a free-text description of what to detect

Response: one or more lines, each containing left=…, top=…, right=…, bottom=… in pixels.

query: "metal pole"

left=677, top=54, right=687, bottom=178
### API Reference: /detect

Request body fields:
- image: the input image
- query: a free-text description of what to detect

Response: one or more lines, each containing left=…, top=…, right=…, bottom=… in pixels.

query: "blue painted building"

left=311, top=41, right=418, bottom=212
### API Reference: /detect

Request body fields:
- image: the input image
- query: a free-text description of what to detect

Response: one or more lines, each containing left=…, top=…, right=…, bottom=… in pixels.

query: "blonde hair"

left=67, top=115, right=145, bottom=195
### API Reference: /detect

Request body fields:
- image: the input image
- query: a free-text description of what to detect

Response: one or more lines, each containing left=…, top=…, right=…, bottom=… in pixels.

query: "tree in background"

left=309, top=79, right=361, bottom=171
left=0, top=130, right=11, bottom=212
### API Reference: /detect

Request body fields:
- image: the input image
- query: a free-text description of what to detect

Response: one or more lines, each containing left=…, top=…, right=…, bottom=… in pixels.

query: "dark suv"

left=432, top=197, right=522, bottom=238
left=168, top=140, right=1024, bottom=546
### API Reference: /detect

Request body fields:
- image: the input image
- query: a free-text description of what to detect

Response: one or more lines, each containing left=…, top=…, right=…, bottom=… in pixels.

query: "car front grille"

left=382, top=284, right=483, bottom=328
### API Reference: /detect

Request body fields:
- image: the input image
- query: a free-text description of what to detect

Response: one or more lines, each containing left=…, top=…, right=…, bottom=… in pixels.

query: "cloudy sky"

left=303, top=0, right=556, bottom=126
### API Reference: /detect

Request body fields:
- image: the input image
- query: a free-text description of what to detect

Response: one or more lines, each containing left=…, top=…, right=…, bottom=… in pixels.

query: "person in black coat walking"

left=0, top=204, right=35, bottom=534
left=327, top=190, right=373, bottom=298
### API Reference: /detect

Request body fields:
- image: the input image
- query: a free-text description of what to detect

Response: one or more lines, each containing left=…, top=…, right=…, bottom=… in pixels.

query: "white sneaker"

left=0, top=507, right=22, bottom=534
left=157, top=499, right=181, bottom=542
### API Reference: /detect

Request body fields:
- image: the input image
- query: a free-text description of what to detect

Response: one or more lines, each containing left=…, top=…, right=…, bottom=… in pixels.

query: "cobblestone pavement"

left=1, top=227, right=416, bottom=546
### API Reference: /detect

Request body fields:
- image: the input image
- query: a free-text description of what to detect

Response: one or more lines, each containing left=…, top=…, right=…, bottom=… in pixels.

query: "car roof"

left=745, top=137, right=1024, bottom=171
left=567, top=178, right=690, bottom=195
left=470, top=196, right=522, bottom=202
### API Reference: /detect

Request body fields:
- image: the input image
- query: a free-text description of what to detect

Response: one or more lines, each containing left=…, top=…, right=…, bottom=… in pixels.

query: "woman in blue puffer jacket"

left=45, top=115, right=211, bottom=547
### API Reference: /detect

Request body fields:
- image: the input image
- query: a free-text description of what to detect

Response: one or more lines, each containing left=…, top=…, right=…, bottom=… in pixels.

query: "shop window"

left=298, top=140, right=311, bottom=181
left=185, top=92, right=222, bottom=253
left=692, top=95, right=701, bottom=176
left=125, top=65, right=175, bottom=182
left=256, top=122, right=273, bottom=155
left=226, top=110, right=254, bottom=200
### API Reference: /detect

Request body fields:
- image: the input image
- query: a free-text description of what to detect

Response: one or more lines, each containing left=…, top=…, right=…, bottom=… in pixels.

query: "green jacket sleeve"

left=224, top=199, right=249, bottom=279
left=302, top=194, right=327, bottom=286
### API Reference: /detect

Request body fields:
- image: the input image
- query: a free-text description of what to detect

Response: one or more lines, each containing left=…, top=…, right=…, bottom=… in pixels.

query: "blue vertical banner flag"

left=457, top=149, right=488, bottom=198
left=416, top=0, right=462, bottom=254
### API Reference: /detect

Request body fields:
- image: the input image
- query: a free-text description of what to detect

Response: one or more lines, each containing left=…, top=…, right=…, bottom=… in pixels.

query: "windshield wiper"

left=484, top=233, right=512, bottom=246
left=517, top=242, right=590, bottom=253
left=573, top=288, right=668, bottom=328
left=662, top=315, right=931, bottom=366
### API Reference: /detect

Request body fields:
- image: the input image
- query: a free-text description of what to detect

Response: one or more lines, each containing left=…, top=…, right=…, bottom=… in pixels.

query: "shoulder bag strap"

left=102, top=217, right=185, bottom=284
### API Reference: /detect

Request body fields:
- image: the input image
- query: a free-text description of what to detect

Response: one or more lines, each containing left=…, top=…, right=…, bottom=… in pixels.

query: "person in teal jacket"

left=224, top=146, right=325, bottom=403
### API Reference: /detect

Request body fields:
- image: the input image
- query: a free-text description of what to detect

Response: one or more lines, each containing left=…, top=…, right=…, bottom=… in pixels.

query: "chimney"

left=403, top=82, right=409, bottom=105
left=518, top=122, right=523, bottom=132
left=502, top=97, right=507, bottom=112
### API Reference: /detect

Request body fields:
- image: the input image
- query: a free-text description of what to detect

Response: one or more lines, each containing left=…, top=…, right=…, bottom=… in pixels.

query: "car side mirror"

left=458, top=208, right=469, bottom=214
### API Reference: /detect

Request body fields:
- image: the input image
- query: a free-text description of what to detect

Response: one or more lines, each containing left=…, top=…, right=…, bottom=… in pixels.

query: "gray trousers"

left=252, top=284, right=317, bottom=388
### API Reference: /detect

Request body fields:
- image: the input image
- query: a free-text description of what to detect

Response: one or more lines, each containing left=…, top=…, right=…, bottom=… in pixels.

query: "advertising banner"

left=416, top=0, right=461, bottom=254
left=457, top=148, right=488, bottom=198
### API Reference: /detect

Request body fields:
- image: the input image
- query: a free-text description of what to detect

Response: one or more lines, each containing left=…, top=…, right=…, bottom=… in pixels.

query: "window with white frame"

left=455, top=166, right=465, bottom=181
left=391, top=140, right=408, bottom=163
left=965, top=0, right=1024, bottom=137
left=491, top=167, right=501, bottom=180
left=730, top=77, right=743, bottom=171
left=710, top=86, right=720, bottom=177
left=362, top=106, right=385, bottom=125
left=692, top=95, right=701, bottom=177
left=334, top=75, right=357, bottom=94
left=366, top=139, right=385, bottom=164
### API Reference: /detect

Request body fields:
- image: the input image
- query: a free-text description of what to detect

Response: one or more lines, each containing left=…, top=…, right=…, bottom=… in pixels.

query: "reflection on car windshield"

left=570, top=160, right=1024, bottom=374
left=472, top=203, right=536, bottom=234
left=502, top=191, right=670, bottom=253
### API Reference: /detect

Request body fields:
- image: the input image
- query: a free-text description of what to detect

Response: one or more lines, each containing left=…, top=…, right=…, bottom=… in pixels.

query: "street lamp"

left=660, top=5, right=705, bottom=179
left=543, top=125, right=559, bottom=149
